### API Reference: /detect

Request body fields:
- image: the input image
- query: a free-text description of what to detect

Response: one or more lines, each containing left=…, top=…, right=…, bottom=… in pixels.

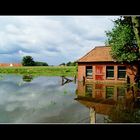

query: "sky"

left=0, top=16, right=119, bottom=65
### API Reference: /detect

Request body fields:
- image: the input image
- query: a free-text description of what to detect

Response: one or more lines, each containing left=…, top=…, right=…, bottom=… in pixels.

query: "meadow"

left=0, top=66, right=77, bottom=77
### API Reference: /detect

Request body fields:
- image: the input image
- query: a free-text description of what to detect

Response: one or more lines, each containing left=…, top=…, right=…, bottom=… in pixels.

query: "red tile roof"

left=75, top=98, right=115, bottom=115
left=78, top=46, right=114, bottom=62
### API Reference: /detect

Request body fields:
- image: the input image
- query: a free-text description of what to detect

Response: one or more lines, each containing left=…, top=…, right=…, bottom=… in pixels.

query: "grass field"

left=0, top=66, right=77, bottom=77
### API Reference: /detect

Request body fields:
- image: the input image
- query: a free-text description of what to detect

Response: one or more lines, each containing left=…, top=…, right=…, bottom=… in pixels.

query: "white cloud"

left=0, top=16, right=119, bottom=65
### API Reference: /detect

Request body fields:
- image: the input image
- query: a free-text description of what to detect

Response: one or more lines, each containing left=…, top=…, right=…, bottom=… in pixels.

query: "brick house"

left=77, top=46, right=139, bottom=84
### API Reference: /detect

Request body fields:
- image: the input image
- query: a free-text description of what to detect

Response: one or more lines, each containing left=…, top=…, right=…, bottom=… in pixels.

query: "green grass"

left=0, top=66, right=77, bottom=76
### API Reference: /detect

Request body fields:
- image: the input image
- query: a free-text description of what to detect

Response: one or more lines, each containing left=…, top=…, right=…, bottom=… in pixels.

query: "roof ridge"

left=77, top=45, right=113, bottom=62
left=77, top=46, right=110, bottom=62
left=77, top=47, right=96, bottom=62
left=94, top=45, right=111, bottom=48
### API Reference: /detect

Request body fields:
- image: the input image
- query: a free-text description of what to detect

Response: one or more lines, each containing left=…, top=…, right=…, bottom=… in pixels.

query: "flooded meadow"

left=0, top=74, right=140, bottom=123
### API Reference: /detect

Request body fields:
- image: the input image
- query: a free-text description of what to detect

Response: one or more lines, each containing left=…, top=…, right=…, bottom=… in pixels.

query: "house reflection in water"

left=75, top=81, right=140, bottom=123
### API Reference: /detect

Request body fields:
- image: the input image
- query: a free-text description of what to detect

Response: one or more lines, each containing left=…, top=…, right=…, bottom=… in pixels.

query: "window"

left=106, top=86, right=114, bottom=99
left=86, top=66, right=92, bottom=77
left=85, top=84, right=93, bottom=97
left=118, top=66, right=126, bottom=78
left=106, top=66, right=114, bottom=78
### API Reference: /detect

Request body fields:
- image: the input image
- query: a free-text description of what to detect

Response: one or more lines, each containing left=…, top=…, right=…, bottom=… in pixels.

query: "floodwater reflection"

left=0, top=74, right=89, bottom=123
left=75, top=81, right=140, bottom=123
left=22, top=75, right=33, bottom=82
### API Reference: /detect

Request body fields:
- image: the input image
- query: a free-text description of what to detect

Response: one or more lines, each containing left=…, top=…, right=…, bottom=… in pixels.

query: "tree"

left=22, top=56, right=35, bottom=66
left=66, top=61, right=72, bottom=66
left=107, top=87, right=140, bottom=123
left=106, top=16, right=139, bottom=62
left=59, top=63, right=65, bottom=66
left=35, top=61, right=48, bottom=66
left=66, top=61, right=77, bottom=66
left=132, top=16, right=140, bottom=49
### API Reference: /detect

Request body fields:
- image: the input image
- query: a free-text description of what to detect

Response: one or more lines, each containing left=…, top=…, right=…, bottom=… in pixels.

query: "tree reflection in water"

left=107, top=86, right=140, bottom=123
left=75, top=81, right=140, bottom=123
left=22, top=75, right=33, bottom=82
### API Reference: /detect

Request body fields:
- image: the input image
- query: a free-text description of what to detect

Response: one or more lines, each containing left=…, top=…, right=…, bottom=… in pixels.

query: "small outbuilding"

left=77, top=46, right=139, bottom=84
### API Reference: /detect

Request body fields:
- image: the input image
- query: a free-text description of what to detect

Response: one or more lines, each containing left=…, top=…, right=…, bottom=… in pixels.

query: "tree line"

left=22, top=56, right=48, bottom=66
left=59, top=61, right=77, bottom=66
left=22, top=56, right=77, bottom=66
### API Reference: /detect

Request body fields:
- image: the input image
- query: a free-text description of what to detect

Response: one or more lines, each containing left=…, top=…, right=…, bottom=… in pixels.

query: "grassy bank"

left=0, top=66, right=77, bottom=76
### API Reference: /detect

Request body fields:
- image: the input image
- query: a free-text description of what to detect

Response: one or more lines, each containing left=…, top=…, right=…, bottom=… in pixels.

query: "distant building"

left=77, top=46, right=139, bottom=84
left=0, top=63, right=22, bottom=67
left=10, top=63, right=13, bottom=67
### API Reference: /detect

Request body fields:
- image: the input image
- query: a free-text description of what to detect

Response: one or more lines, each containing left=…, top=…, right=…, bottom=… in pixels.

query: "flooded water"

left=0, top=74, right=140, bottom=123
left=0, top=74, right=89, bottom=123
left=76, top=81, right=140, bottom=123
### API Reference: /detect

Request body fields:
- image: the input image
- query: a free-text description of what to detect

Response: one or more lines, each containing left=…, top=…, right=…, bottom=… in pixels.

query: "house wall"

left=78, top=62, right=138, bottom=84
left=78, top=65, right=86, bottom=81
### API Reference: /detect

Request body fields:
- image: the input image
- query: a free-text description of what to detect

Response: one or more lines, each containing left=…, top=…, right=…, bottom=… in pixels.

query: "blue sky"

left=0, top=16, right=119, bottom=65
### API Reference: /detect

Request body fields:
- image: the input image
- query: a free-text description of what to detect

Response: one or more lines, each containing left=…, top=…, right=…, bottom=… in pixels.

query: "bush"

left=35, top=62, right=48, bottom=66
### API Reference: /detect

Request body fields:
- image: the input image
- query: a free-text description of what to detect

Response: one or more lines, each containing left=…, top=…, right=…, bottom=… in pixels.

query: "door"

left=95, top=66, right=104, bottom=80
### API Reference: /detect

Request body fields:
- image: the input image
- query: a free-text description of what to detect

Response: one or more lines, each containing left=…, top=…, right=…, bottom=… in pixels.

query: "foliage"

left=35, top=61, right=48, bottom=66
left=0, top=66, right=77, bottom=77
left=66, top=61, right=77, bottom=66
left=22, top=56, right=48, bottom=66
left=106, top=17, right=140, bottom=62
left=22, top=56, right=35, bottom=66
left=59, top=61, right=77, bottom=67
left=59, top=63, right=65, bottom=66
left=132, top=16, right=140, bottom=49
left=107, top=99, right=140, bottom=123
